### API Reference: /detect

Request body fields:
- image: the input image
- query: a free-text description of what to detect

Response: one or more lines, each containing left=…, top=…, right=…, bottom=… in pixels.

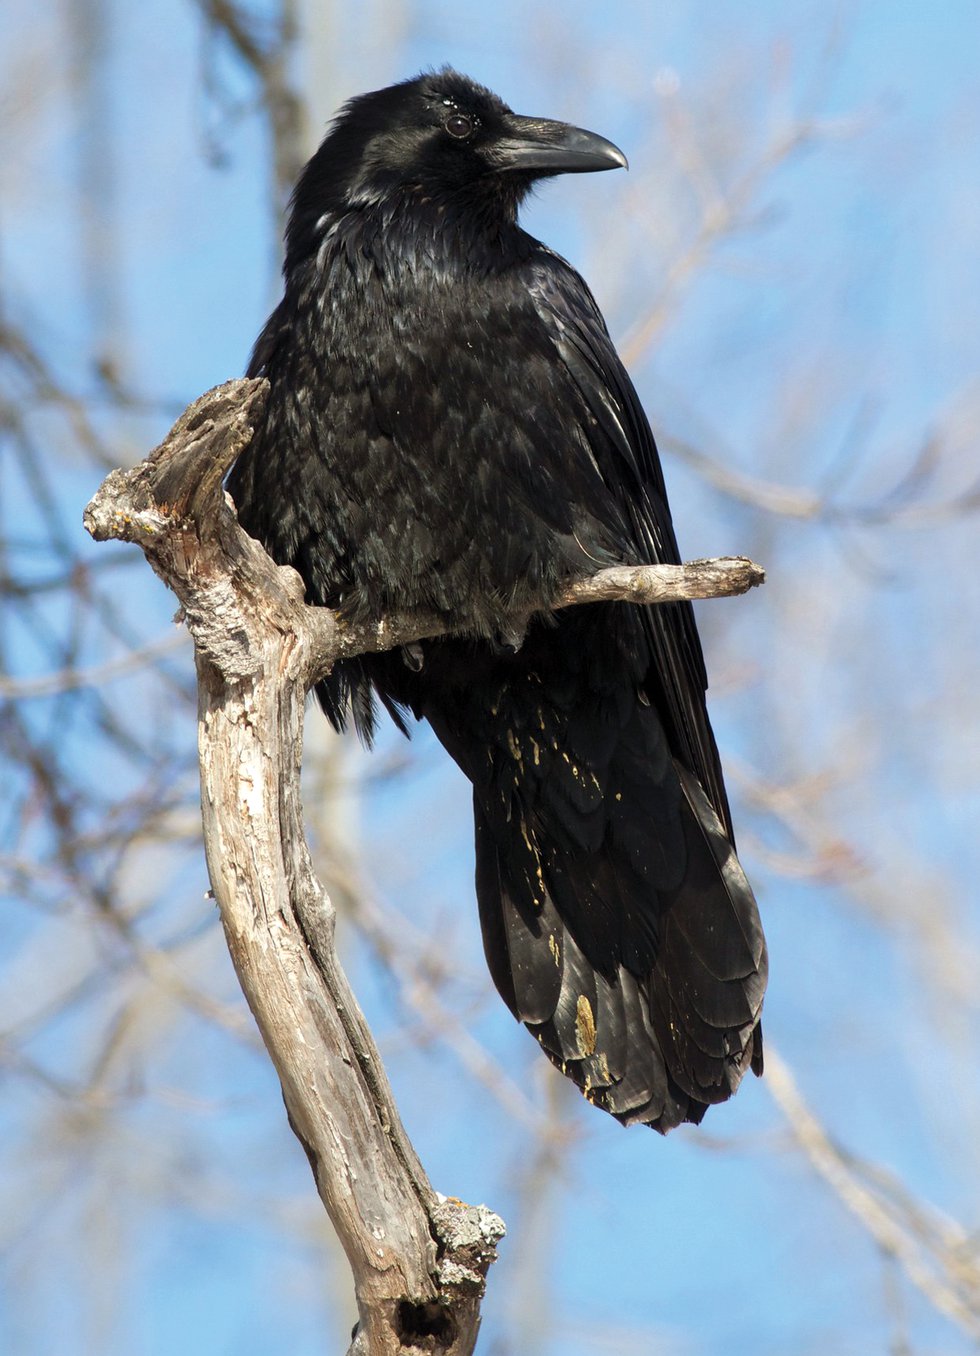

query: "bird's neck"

left=289, top=182, right=534, bottom=287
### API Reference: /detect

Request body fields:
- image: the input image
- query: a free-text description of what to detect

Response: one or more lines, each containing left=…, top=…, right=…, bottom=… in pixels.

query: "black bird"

left=228, top=69, right=767, bottom=1132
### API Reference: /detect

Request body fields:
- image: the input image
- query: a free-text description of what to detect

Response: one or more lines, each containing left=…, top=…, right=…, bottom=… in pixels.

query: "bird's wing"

left=245, top=297, right=290, bottom=379
left=525, top=252, right=734, bottom=837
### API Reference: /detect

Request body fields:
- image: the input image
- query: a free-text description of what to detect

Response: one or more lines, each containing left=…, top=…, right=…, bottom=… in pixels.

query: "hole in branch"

left=397, top=1299, right=457, bottom=1347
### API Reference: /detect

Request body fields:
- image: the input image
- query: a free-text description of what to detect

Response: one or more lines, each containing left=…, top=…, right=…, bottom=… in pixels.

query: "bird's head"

left=285, top=69, right=627, bottom=269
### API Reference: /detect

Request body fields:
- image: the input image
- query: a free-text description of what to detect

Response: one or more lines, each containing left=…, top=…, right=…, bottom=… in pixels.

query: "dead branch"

left=82, top=378, right=764, bottom=1354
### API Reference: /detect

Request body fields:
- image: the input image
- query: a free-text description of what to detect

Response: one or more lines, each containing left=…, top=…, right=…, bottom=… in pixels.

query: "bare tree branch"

left=196, top=0, right=307, bottom=198
left=84, top=379, right=503, bottom=1354
left=82, top=379, right=764, bottom=1353
left=765, top=1047, right=980, bottom=1339
left=0, top=632, right=186, bottom=699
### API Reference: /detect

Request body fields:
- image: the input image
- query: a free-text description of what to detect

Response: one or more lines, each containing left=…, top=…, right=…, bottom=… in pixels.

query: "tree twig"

left=765, top=1047, right=980, bottom=1339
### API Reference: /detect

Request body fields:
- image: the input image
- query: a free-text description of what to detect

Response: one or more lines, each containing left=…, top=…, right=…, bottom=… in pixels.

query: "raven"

left=228, top=69, right=767, bottom=1132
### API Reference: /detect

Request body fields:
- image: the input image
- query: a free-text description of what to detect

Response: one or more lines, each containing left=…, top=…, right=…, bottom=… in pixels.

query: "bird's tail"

left=449, top=668, right=767, bottom=1132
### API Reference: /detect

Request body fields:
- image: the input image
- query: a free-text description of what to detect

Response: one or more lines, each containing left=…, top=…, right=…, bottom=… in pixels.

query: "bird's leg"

left=402, top=642, right=425, bottom=671
left=493, top=619, right=528, bottom=654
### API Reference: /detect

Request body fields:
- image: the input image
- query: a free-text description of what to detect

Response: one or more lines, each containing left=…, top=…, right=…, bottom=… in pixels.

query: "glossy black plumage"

left=228, top=69, right=767, bottom=1131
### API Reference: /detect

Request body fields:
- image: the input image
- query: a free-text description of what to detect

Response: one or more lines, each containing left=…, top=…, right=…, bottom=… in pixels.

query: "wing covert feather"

left=525, top=255, right=733, bottom=834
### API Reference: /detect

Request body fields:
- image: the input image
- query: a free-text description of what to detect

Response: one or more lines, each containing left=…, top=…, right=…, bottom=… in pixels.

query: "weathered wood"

left=310, top=553, right=765, bottom=683
left=83, top=379, right=764, bottom=1354
left=84, top=380, right=504, bottom=1354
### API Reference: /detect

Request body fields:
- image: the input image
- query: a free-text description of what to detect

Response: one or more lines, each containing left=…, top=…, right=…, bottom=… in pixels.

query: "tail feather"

left=470, top=685, right=766, bottom=1132
left=410, top=621, right=766, bottom=1132
left=474, top=804, right=562, bottom=1024
left=530, top=931, right=598, bottom=1064
left=670, top=764, right=767, bottom=984
left=648, top=764, right=767, bottom=1102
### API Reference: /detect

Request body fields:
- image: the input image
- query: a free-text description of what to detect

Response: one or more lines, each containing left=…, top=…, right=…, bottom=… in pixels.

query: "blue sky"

left=2, top=2, right=980, bottom=1353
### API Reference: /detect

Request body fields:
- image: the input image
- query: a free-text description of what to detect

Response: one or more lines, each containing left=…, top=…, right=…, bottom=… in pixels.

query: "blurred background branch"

left=2, top=2, right=979, bottom=1354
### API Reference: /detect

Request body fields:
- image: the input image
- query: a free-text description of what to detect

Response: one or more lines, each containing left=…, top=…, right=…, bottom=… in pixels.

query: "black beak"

left=491, top=115, right=628, bottom=175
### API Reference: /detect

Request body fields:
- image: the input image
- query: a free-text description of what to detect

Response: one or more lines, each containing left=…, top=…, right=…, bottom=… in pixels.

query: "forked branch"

left=83, top=379, right=764, bottom=1355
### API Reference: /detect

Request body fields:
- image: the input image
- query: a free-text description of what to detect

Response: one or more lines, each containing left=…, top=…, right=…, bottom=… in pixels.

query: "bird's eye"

left=445, top=112, right=474, bottom=140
